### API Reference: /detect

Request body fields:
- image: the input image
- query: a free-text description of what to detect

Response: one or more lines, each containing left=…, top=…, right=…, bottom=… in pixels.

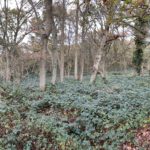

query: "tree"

left=79, top=0, right=91, bottom=81
left=28, top=0, right=53, bottom=90
left=0, top=0, right=33, bottom=82
left=119, top=0, right=150, bottom=75
left=132, top=14, right=149, bottom=75
left=90, top=0, right=120, bottom=83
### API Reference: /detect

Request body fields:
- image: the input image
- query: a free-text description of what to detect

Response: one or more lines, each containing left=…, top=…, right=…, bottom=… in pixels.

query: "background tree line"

left=0, top=0, right=150, bottom=91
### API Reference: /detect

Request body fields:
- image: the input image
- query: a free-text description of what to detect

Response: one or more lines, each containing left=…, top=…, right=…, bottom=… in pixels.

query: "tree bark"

left=90, top=36, right=107, bottom=84
left=39, top=36, right=48, bottom=91
left=60, top=49, right=64, bottom=82
left=79, top=55, right=84, bottom=81
left=101, top=58, right=107, bottom=83
left=60, top=0, right=66, bottom=82
left=39, top=0, right=52, bottom=90
left=79, top=0, right=90, bottom=81
left=51, top=19, right=58, bottom=85
left=74, top=0, right=79, bottom=80
left=5, top=49, right=11, bottom=81
left=4, top=0, right=10, bottom=81
left=79, top=22, right=85, bottom=81
left=51, top=50, right=57, bottom=85
left=133, top=17, right=148, bottom=75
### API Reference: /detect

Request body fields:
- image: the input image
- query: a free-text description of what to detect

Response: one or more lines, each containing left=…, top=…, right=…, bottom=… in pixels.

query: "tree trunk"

left=60, top=0, right=65, bottom=82
left=123, top=56, right=127, bottom=73
left=39, top=0, right=52, bottom=90
left=133, top=17, right=148, bottom=75
left=4, top=0, right=10, bottom=81
left=74, top=48, right=78, bottom=79
left=79, top=0, right=90, bottom=81
left=60, top=49, right=64, bottom=82
left=90, top=53, right=102, bottom=84
left=148, top=60, right=150, bottom=76
left=101, top=59, right=107, bottom=83
left=51, top=50, right=57, bottom=85
left=90, top=36, right=106, bottom=84
left=74, top=0, right=79, bottom=80
left=51, top=19, right=58, bottom=85
left=39, top=37, right=48, bottom=91
left=5, top=49, right=11, bottom=81
left=21, top=61, right=24, bottom=78
left=79, top=55, right=84, bottom=81
left=79, top=25, right=85, bottom=81
left=67, top=64, right=71, bottom=78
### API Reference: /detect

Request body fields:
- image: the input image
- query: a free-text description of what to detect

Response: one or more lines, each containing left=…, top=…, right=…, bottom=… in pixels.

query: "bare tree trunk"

left=101, top=58, right=107, bottom=83
left=79, top=26, right=85, bottom=81
left=21, top=61, right=24, bottom=78
left=90, top=53, right=102, bottom=84
left=5, top=50, right=11, bottom=81
left=123, top=56, right=127, bottom=73
left=74, top=48, right=78, bottom=79
left=4, top=0, right=10, bottom=81
left=39, top=0, right=52, bottom=90
left=79, top=0, right=90, bottom=81
left=90, top=36, right=106, bottom=84
left=39, top=37, right=48, bottom=91
left=60, top=0, right=65, bottom=82
left=15, top=65, right=21, bottom=84
left=141, top=63, right=144, bottom=76
left=74, top=0, right=79, bottom=80
left=28, top=0, right=53, bottom=90
left=148, top=60, right=150, bottom=76
left=79, top=55, right=84, bottom=81
left=51, top=51, right=57, bottom=85
left=60, top=49, right=64, bottom=82
left=51, top=20, right=58, bottom=85
left=67, top=63, right=71, bottom=78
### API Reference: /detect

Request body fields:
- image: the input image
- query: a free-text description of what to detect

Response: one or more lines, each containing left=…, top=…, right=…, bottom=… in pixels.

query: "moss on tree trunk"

left=132, top=17, right=148, bottom=75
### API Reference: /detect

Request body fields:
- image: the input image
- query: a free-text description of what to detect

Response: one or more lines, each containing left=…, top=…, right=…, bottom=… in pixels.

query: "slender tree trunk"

left=90, top=36, right=107, bottom=84
left=101, top=58, right=107, bottom=83
left=80, top=58, right=84, bottom=81
left=79, top=25, right=85, bottom=81
left=20, top=59, right=25, bottom=79
left=4, top=0, right=10, bottom=81
left=60, top=49, right=64, bottom=82
left=51, top=51, right=57, bottom=85
left=39, top=37, right=48, bottom=91
left=148, top=60, right=150, bottom=76
left=67, top=64, right=71, bottom=78
left=123, top=56, right=127, bottom=73
left=60, top=0, right=65, bottom=82
left=74, top=0, right=79, bottom=80
left=90, top=53, right=102, bottom=84
left=141, top=63, right=144, bottom=76
left=74, top=48, right=78, bottom=79
left=79, top=0, right=90, bottom=81
left=51, top=20, right=58, bottom=85
left=15, top=65, right=21, bottom=84
left=5, top=49, right=11, bottom=81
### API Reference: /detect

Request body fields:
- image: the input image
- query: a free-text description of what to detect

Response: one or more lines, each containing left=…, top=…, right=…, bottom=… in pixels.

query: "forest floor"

left=0, top=74, right=150, bottom=150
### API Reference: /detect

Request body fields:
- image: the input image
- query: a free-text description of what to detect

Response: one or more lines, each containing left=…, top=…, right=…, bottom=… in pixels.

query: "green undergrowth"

left=0, top=75, right=150, bottom=150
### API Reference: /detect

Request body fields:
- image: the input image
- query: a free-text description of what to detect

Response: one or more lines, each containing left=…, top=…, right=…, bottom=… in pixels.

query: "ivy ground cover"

left=0, top=75, right=150, bottom=150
